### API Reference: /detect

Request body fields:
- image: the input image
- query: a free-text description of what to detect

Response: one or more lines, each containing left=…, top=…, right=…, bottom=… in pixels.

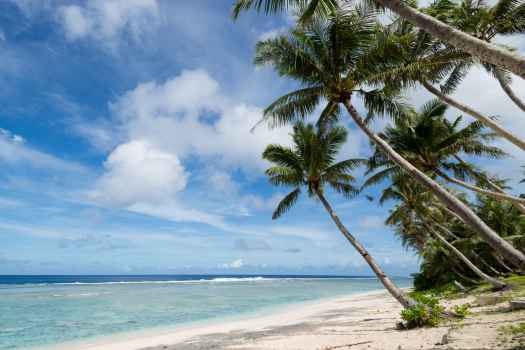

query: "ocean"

left=0, top=275, right=412, bottom=350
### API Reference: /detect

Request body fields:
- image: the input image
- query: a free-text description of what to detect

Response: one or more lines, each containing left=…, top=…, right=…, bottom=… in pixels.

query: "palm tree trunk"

left=315, top=189, right=416, bottom=308
left=491, top=252, right=515, bottom=273
left=494, top=69, right=525, bottom=113
left=433, top=202, right=464, bottom=222
left=428, top=220, right=459, bottom=240
left=453, top=155, right=525, bottom=215
left=475, top=254, right=505, bottom=277
left=436, top=170, right=525, bottom=205
left=452, top=266, right=480, bottom=285
left=421, top=220, right=507, bottom=289
left=421, top=81, right=525, bottom=151
left=342, top=99, right=525, bottom=270
left=370, top=0, right=525, bottom=79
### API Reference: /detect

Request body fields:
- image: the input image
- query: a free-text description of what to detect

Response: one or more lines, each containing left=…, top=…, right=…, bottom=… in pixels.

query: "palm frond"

left=272, top=188, right=301, bottom=219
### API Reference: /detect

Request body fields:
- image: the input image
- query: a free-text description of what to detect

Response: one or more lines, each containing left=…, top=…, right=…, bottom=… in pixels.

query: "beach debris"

left=453, top=280, right=467, bottom=293
left=441, top=333, right=449, bottom=345
left=475, top=294, right=507, bottom=306
left=323, top=341, right=373, bottom=349
left=509, top=298, right=525, bottom=310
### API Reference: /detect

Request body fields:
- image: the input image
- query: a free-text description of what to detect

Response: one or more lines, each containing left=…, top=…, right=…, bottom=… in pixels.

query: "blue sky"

left=0, top=0, right=523, bottom=276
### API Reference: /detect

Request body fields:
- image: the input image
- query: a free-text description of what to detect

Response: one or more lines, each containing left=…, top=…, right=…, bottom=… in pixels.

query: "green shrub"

left=500, top=322, right=525, bottom=336
left=452, top=303, right=471, bottom=318
left=400, top=293, right=444, bottom=328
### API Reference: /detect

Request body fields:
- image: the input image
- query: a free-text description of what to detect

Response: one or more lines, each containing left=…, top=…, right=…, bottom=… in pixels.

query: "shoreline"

left=32, top=289, right=388, bottom=350
left=31, top=287, right=525, bottom=350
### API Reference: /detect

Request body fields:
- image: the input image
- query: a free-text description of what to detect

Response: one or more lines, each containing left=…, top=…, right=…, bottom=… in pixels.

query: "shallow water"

left=0, top=275, right=412, bottom=350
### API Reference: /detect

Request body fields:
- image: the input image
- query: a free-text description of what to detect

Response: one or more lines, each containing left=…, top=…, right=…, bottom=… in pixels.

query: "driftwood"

left=323, top=341, right=373, bottom=349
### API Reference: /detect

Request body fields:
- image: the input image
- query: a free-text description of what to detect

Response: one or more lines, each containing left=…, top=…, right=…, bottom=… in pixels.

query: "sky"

left=0, top=0, right=523, bottom=276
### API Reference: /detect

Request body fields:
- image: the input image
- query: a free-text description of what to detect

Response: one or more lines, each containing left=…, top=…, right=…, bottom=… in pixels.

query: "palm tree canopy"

left=232, top=0, right=337, bottom=22
left=453, top=0, right=525, bottom=40
left=254, top=6, right=408, bottom=128
left=263, top=122, right=363, bottom=219
left=424, top=0, right=525, bottom=90
left=365, top=99, right=506, bottom=187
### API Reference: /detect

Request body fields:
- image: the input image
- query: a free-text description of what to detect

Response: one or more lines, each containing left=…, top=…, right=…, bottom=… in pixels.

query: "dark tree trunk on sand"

left=421, top=81, right=525, bottom=151
left=371, top=0, right=525, bottom=79
left=342, top=99, right=525, bottom=271
left=315, top=189, right=416, bottom=308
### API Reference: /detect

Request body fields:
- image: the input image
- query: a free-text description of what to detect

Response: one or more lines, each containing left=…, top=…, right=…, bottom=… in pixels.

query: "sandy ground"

left=43, top=290, right=525, bottom=350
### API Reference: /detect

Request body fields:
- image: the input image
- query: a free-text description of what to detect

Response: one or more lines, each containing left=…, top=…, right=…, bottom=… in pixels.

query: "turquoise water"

left=0, top=275, right=412, bottom=350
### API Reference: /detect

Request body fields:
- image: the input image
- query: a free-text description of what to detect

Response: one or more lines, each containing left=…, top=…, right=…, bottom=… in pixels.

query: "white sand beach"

left=39, top=290, right=525, bottom=350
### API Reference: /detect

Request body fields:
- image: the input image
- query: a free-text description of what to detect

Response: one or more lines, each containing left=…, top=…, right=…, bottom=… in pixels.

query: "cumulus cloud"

left=90, top=69, right=293, bottom=226
left=57, top=0, right=160, bottom=46
left=219, top=258, right=244, bottom=269
left=91, top=140, right=188, bottom=206
left=112, top=69, right=292, bottom=170
left=258, top=27, right=287, bottom=41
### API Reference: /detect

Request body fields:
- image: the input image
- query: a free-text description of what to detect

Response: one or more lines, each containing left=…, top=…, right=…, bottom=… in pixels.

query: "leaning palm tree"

left=365, top=100, right=525, bottom=212
left=382, top=178, right=507, bottom=289
left=263, top=122, right=416, bottom=308
left=376, top=18, right=525, bottom=151
left=254, top=8, right=525, bottom=268
left=450, top=0, right=525, bottom=112
left=232, top=0, right=525, bottom=79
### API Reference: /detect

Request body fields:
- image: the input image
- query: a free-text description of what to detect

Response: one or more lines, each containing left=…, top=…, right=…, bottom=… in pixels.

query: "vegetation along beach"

left=1, top=0, right=525, bottom=349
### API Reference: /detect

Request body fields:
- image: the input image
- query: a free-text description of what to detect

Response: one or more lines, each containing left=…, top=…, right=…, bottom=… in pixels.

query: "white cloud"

left=91, top=69, right=294, bottom=226
left=57, top=0, right=160, bottom=46
left=90, top=139, right=187, bottom=206
left=219, top=258, right=244, bottom=269
left=258, top=27, right=287, bottom=41
left=59, top=5, right=91, bottom=40
left=113, top=69, right=292, bottom=171
left=0, top=128, right=84, bottom=172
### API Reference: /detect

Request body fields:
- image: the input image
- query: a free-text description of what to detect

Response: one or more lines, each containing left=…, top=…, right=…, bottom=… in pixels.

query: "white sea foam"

left=50, top=277, right=277, bottom=286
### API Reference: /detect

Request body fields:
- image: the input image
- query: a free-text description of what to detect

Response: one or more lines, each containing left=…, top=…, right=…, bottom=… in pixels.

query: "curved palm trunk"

left=421, top=81, right=525, bottom=151
left=475, top=254, right=505, bottom=277
left=452, top=266, right=480, bottom=285
left=342, top=99, right=525, bottom=270
left=494, top=70, right=525, bottom=113
left=370, top=0, right=525, bottom=79
left=436, top=170, right=525, bottom=205
left=428, top=220, right=459, bottom=240
left=433, top=203, right=465, bottom=222
left=315, top=189, right=416, bottom=308
left=491, top=252, right=515, bottom=273
left=453, top=155, right=525, bottom=215
left=421, top=220, right=507, bottom=289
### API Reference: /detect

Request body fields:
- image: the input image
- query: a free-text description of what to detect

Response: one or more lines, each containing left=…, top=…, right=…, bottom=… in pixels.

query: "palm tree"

left=376, top=19, right=525, bottom=151
left=382, top=178, right=507, bottom=289
left=451, top=0, right=525, bottom=112
left=263, top=122, right=416, bottom=308
left=365, top=99, right=525, bottom=213
left=232, top=0, right=525, bottom=79
left=254, top=8, right=525, bottom=269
